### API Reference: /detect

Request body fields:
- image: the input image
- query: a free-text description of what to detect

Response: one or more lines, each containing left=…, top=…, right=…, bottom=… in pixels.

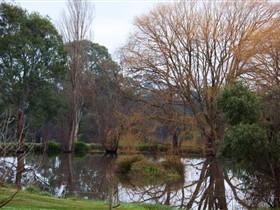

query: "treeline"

left=0, top=1, right=174, bottom=154
left=0, top=2, right=120, bottom=153
left=0, top=1, right=280, bottom=156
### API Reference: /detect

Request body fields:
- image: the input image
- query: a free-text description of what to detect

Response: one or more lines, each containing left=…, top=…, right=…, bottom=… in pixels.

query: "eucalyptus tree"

left=0, top=3, right=65, bottom=147
left=60, top=0, right=94, bottom=152
left=62, top=38, right=123, bottom=153
left=77, top=41, right=123, bottom=154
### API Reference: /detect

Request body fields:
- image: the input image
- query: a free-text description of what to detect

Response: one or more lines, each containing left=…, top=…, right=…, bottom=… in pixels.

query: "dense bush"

left=74, top=141, right=89, bottom=155
left=47, top=141, right=60, bottom=154
left=115, top=155, right=144, bottom=174
left=137, top=144, right=169, bottom=153
left=217, top=82, right=260, bottom=125
left=217, top=83, right=280, bottom=173
left=219, top=123, right=266, bottom=159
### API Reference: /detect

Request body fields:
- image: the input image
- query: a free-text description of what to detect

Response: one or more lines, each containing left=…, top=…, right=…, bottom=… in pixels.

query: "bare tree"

left=0, top=111, right=18, bottom=207
left=0, top=110, right=15, bottom=181
left=121, top=1, right=279, bottom=155
left=239, top=16, right=280, bottom=90
left=60, top=0, right=94, bottom=152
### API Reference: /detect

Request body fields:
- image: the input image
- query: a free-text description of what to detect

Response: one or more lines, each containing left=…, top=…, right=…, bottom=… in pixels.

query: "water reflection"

left=184, top=157, right=227, bottom=210
left=117, top=157, right=229, bottom=210
left=0, top=154, right=278, bottom=209
left=224, top=159, right=280, bottom=209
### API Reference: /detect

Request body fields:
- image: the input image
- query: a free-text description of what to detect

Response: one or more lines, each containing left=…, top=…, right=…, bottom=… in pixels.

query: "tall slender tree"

left=60, top=0, right=94, bottom=152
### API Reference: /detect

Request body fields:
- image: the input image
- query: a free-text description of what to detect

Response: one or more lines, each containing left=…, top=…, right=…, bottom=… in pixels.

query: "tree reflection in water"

left=185, top=157, right=227, bottom=210
left=224, top=159, right=280, bottom=209
left=36, top=154, right=120, bottom=209
left=119, top=156, right=228, bottom=210
left=1, top=154, right=280, bottom=209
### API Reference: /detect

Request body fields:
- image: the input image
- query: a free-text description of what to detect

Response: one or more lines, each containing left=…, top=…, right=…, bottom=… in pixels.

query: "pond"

left=0, top=153, right=277, bottom=209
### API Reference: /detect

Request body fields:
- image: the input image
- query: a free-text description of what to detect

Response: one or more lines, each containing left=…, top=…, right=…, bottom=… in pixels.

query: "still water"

left=0, top=154, right=277, bottom=209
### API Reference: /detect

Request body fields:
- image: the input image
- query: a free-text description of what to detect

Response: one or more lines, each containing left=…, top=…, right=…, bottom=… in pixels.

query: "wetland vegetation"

left=0, top=0, right=280, bottom=209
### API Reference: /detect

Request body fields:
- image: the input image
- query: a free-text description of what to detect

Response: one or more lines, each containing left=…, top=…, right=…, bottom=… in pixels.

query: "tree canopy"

left=0, top=3, right=66, bottom=143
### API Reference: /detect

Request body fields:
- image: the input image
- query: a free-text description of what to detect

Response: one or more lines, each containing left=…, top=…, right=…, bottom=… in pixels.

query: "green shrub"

left=118, top=158, right=165, bottom=187
left=130, top=159, right=165, bottom=178
left=32, top=143, right=43, bottom=153
left=115, top=155, right=144, bottom=174
left=47, top=140, right=60, bottom=154
left=217, top=82, right=260, bottom=125
left=74, top=141, right=89, bottom=155
left=157, top=144, right=168, bottom=152
left=137, top=144, right=150, bottom=152
left=137, top=144, right=158, bottom=152
left=129, top=158, right=180, bottom=187
left=218, top=123, right=267, bottom=163
left=137, top=144, right=169, bottom=153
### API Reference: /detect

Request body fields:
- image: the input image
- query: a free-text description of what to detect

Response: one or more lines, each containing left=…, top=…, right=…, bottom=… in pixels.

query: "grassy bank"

left=0, top=140, right=204, bottom=156
left=0, top=187, right=176, bottom=210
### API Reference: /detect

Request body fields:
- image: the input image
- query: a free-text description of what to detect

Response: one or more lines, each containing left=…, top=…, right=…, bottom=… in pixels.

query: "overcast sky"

left=11, top=0, right=169, bottom=56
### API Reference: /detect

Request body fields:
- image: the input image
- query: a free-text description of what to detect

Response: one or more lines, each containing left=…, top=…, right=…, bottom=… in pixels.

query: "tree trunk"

left=66, top=119, right=77, bottom=152
left=172, top=131, right=179, bottom=154
left=59, top=120, right=67, bottom=150
left=274, top=187, right=280, bottom=208
left=106, top=160, right=119, bottom=209
left=164, top=188, right=171, bottom=205
left=187, top=157, right=227, bottom=210
left=104, top=128, right=119, bottom=157
left=15, top=153, right=25, bottom=189
left=16, top=109, right=24, bottom=152
left=273, top=168, right=280, bottom=208
left=66, top=154, right=75, bottom=196
left=212, top=159, right=227, bottom=210
left=42, top=125, right=49, bottom=153
left=205, top=136, right=215, bottom=156
left=66, top=102, right=80, bottom=152
left=60, top=154, right=75, bottom=196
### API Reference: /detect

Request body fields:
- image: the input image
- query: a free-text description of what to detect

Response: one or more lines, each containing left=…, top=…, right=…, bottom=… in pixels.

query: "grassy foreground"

left=0, top=188, right=176, bottom=210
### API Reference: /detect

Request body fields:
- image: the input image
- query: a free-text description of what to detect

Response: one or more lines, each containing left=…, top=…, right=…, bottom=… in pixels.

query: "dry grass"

left=119, top=133, right=142, bottom=153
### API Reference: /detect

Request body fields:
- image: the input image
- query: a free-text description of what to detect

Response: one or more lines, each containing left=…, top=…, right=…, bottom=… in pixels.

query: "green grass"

left=0, top=187, right=176, bottom=210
